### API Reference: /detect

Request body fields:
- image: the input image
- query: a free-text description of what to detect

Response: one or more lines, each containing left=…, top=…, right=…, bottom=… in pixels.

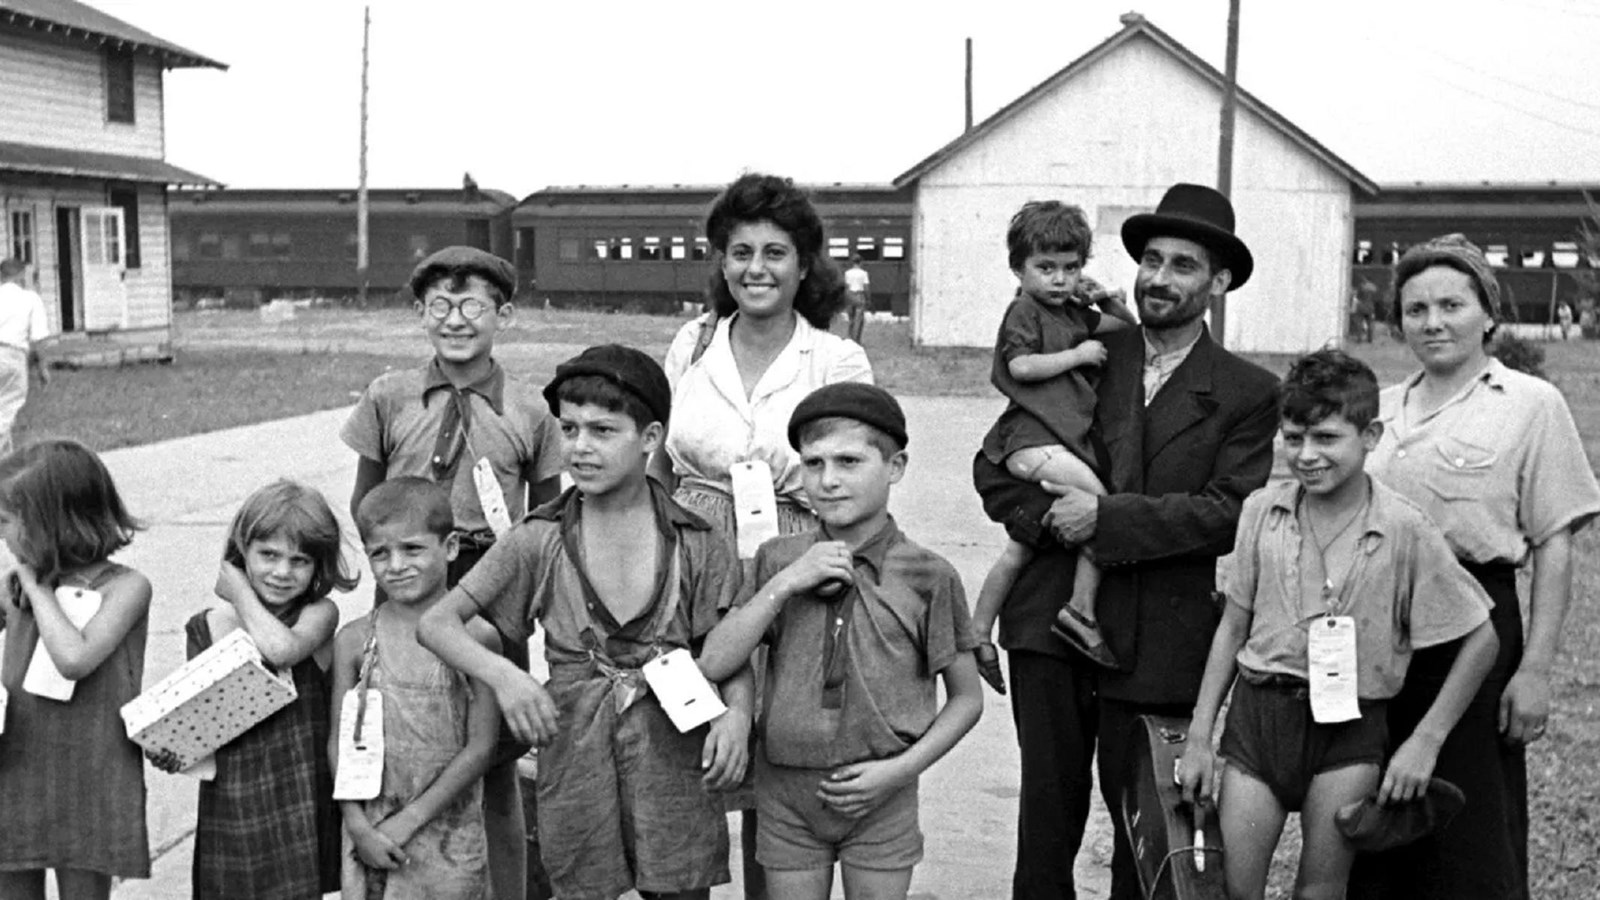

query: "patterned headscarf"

left=1393, top=233, right=1502, bottom=321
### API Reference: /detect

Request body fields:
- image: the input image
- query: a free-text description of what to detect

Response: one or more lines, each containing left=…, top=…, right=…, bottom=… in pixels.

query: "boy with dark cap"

left=698, top=382, right=984, bottom=900
left=341, top=245, right=564, bottom=900
left=419, top=344, right=754, bottom=900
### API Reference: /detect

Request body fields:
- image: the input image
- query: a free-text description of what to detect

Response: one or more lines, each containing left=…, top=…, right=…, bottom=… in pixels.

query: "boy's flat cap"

left=787, top=382, right=907, bottom=450
left=1334, top=778, right=1466, bottom=853
left=409, top=246, right=517, bottom=301
left=543, top=344, right=671, bottom=426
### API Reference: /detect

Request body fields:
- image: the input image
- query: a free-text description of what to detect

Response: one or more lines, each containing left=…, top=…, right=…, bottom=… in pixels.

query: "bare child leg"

left=840, top=864, right=914, bottom=900
left=52, top=870, right=112, bottom=900
left=970, top=540, right=1032, bottom=693
left=766, top=867, right=834, bottom=900
left=0, top=870, right=46, bottom=900
left=1218, top=766, right=1290, bottom=900
left=1294, top=764, right=1379, bottom=900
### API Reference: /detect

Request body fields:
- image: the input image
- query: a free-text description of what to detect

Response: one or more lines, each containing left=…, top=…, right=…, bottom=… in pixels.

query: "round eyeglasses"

left=427, top=297, right=492, bottom=320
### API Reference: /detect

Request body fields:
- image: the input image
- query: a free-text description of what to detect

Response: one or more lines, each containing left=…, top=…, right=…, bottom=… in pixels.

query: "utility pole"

left=965, top=38, right=974, bottom=132
left=1213, top=0, right=1241, bottom=346
left=356, top=5, right=371, bottom=307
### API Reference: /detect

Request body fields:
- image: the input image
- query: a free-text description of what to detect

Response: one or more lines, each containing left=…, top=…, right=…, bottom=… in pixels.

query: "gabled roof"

left=168, top=187, right=519, bottom=217
left=894, top=12, right=1376, bottom=195
left=0, top=0, right=225, bottom=69
left=0, top=141, right=217, bottom=185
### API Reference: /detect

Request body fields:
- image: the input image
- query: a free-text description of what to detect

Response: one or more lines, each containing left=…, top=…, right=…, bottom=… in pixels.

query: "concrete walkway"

left=92, top=396, right=1116, bottom=899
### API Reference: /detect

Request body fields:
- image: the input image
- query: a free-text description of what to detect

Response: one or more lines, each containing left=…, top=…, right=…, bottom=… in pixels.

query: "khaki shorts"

left=754, top=754, right=923, bottom=872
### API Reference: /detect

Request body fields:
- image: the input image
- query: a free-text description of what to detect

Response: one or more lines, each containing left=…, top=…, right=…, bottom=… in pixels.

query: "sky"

left=86, top=0, right=1600, bottom=197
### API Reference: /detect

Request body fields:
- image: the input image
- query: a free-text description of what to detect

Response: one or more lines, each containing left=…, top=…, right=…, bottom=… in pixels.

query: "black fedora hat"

left=1121, top=183, right=1253, bottom=290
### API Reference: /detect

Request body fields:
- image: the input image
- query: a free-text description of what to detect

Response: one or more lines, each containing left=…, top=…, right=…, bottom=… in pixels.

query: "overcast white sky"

left=90, top=0, right=1600, bottom=196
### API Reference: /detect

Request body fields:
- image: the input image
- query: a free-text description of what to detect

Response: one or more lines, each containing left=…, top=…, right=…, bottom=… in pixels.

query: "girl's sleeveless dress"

left=188, top=605, right=340, bottom=900
left=342, top=609, right=488, bottom=900
left=0, top=562, right=150, bottom=877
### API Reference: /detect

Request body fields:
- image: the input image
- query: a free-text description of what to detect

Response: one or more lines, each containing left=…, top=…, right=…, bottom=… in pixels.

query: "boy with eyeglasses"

left=341, top=244, right=564, bottom=900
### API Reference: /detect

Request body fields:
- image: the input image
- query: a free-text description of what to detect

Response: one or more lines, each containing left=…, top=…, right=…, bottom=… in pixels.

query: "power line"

left=1422, top=64, right=1600, bottom=140
left=1422, top=47, right=1600, bottom=113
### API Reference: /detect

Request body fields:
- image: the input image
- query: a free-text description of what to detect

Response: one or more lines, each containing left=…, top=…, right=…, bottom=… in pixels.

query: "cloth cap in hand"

left=787, top=382, right=907, bottom=451
left=543, top=344, right=671, bottom=426
left=1334, top=777, right=1466, bottom=853
left=409, top=246, right=518, bottom=302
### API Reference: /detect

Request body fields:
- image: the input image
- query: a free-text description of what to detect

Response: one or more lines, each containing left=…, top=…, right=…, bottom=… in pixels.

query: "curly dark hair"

left=1006, top=200, right=1093, bottom=270
left=1279, top=348, right=1379, bottom=429
left=704, top=173, right=845, bottom=329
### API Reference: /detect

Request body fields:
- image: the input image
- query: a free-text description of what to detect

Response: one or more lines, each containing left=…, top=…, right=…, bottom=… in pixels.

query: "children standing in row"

left=697, top=383, right=984, bottom=900
left=0, top=440, right=152, bottom=900
left=183, top=479, right=354, bottom=900
left=1177, top=350, right=1498, bottom=899
left=969, top=201, right=1137, bottom=687
left=334, top=477, right=500, bottom=899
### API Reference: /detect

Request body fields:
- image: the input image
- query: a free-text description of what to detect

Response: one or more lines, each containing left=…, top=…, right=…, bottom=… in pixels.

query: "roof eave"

left=0, top=7, right=227, bottom=69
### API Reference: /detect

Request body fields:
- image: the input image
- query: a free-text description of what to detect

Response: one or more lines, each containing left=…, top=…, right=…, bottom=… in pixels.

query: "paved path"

left=93, top=396, right=1116, bottom=899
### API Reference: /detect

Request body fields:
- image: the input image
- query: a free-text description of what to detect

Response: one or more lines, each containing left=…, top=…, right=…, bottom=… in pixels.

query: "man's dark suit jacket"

left=974, top=325, right=1279, bottom=705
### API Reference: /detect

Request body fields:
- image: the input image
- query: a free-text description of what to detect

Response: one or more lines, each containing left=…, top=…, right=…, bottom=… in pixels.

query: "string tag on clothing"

left=334, top=689, right=385, bottom=800
left=642, top=648, right=727, bottom=733
left=473, top=457, right=513, bottom=537
left=730, top=460, right=780, bottom=560
left=1309, top=615, right=1361, bottom=724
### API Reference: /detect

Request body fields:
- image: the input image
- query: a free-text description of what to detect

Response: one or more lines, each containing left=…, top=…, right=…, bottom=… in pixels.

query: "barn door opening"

left=80, top=207, right=128, bottom=330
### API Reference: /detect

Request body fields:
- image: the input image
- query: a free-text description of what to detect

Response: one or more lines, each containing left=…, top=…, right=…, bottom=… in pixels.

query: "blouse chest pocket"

left=1425, top=437, right=1499, bottom=501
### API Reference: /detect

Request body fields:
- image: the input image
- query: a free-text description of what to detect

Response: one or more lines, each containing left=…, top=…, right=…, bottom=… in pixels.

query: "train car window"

left=593, top=239, right=609, bottom=260
left=221, top=235, right=243, bottom=261
left=855, top=237, right=880, bottom=261
left=693, top=237, right=710, bottom=261
left=410, top=235, right=431, bottom=261
left=559, top=238, right=580, bottom=261
left=249, top=233, right=273, bottom=258
left=1485, top=245, right=1509, bottom=268
left=828, top=237, right=851, bottom=260
left=671, top=236, right=687, bottom=261
left=610, top=238, right=634, bottom=261
left=1551, top=242, right=1580, bottom=268
left=883, top=237, right=906, bottom=260
left=172, top=234, right=191, bottom=262
left=641, top=236, right=664, bottom=261
left=198, top=233, right=222, bottom=260
left=346, top=231, right=359, bottom=261
left=1520, top=248, right=1546, bottom=268
left=1380, top=243, right=1403, bottom=266
left=272, top=233, right=292, bottom=259
left=1353, top=240, right=1373, bottom=265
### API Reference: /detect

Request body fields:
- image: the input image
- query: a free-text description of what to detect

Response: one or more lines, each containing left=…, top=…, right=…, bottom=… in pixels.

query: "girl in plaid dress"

left=168, top=480, right=357, bottom=900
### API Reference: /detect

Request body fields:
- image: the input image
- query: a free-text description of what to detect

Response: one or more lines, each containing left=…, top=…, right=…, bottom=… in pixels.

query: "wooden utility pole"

left=965, top=38, right=974, bottom=132
left=1213, top=0, right=1241, bottom=346
left=356, top=5, right=371, bottom=306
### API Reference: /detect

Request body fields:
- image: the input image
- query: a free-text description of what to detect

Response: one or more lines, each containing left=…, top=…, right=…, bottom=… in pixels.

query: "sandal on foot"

left=1051, top=606, right=1120, bottom=670
left=975, top=640, right=1007, bottom=695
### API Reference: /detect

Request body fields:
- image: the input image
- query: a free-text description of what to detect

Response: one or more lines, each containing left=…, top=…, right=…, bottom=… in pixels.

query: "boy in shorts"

left=1176, top=349, right=1498, bottom=900
left=698, top=382, right=984, bottom=900
left=342, top=245, right=564, bottom=900
left=419, top=345, right=754, bottom=900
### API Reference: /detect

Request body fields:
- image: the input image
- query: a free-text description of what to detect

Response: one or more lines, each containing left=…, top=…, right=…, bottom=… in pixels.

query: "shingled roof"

left=0, top=0, right=225, bottom=69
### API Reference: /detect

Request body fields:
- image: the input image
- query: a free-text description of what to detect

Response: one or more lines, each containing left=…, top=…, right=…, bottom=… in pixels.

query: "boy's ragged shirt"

left=1222, top=477, right=1491, bottom=699
left=454, top=481, right=739, bottom=669
left=341, top=359, right=563, bottom=534
left=743, top=519, right=977, bottom=769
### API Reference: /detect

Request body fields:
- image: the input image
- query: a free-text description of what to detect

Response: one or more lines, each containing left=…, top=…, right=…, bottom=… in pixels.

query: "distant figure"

left=0, top=257, right=52, bottom=454
left=1580, top=297, right=1597, bottom=339
left=1353, top=278, right=1378, bottom=343
left=1556, top=300, right=1574, bottom=340
left=843, top=255, right=871, bottom=343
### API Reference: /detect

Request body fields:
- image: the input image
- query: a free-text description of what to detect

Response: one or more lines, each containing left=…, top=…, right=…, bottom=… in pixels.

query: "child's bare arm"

left=697, top=542, right=855, bottom=682
left=350, top=456, right=386, bottom=522
left=23, top=566, right=150, bottom=680
left=1380, top=619, right=1498, bottom=804
left=1007, top=341, right=1106, bottom=383
left=216, top=561, right=337, bottom=668
left=376, top=621, right=502, bottom=848
left=1178, top=600, right=1250, bottom=804
left=817, top=653, right=984, bottom=819
left=701, top=664, right=754, bottom=791
left=419, top=586, right=557, bottom=746
left=1093, top=288, right=1138, bottom=331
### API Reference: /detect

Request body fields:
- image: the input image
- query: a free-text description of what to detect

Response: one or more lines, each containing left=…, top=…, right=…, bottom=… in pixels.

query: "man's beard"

left=1135, top=282, right=1208, bottom=331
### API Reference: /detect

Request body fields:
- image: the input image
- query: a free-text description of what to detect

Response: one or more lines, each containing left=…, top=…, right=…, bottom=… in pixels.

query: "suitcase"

left=1118, top=714, right=1228, bottom=900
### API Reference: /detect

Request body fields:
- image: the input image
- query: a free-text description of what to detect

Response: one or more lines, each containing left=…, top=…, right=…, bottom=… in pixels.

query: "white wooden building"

left=896, top=12, right=1377, bottom=354
left=0, top=0, right=223, bottom=363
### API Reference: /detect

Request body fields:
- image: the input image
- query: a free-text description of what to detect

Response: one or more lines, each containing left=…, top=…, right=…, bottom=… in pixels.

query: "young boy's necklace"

left=1306, top=499, right=1368, bottom=604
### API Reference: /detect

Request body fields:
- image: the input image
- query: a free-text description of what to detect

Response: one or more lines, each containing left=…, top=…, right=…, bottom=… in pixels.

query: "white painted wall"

left=0, top=27, right=166, bottom=160
left=910, top=35, right=1352, bottom=354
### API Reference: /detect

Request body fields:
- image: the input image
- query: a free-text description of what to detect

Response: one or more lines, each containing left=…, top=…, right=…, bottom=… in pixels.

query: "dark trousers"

left=1347, top=563, right=1528, bottom=900
left=1007, top=650, right=1187, bottom=900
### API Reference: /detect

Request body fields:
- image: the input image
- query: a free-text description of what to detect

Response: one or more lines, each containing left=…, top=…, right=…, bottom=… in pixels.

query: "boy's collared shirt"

left=1224, top=478, right=1491, bottom=699
left=457, top=480, right=738, bottom=670
left=742, top=518, right=976, bottom=769
left=341, top=358, right=563, bottom=534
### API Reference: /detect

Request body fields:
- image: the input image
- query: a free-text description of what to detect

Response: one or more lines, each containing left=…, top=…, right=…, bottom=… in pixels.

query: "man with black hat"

left=973, top=183, right=1279, bottom=900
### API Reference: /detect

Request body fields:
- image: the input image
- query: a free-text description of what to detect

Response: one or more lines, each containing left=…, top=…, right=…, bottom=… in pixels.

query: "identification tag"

left=1308, top=615, right=1361, bottom=724
left=333, top=689, right=385, bottom=800
left=23, top=587, right=102, bottom=701
left=473, top=458, right=513, bottom=537
left=642, top=648, right=727, bottom=733
left=730, top=460, right=780, bottom=559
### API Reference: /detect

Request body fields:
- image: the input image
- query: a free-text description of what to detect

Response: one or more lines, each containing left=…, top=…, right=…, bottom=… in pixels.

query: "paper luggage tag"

left=642, top=648, right=727, bottom=733
left=473, top=458, right=513, bottom=537
left=334, top=689, right=384, bottom=800
left=23, top=586, right=102, bottom=701
left=730, top=460, right=780, bottom=560
left=1309, top=615, right=1361, bottom=724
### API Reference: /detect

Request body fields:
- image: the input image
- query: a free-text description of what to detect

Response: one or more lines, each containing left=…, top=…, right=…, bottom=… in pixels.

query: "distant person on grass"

left=842, top=255, right=870, bottom=343
left=341, top=245, right=564, bottom=900
left=0, top=257, right=52, bottom=455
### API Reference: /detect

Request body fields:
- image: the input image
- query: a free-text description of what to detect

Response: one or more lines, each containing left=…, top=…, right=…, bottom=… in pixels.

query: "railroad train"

left=169, top=181, right=1597, bottom=324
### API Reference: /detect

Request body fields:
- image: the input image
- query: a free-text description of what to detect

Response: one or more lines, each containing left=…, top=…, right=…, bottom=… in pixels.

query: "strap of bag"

left=689, top=310, right=719, bottom=365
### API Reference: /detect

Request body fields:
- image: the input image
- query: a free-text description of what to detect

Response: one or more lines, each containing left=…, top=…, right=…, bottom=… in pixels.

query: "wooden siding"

left=0, top=25, right=165, bottom=160
left=910, top=35, right=1352, bottom=354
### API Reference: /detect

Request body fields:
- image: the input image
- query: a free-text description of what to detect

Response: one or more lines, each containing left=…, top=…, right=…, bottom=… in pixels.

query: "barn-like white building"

left=896, top=12, right=1377, bottom=354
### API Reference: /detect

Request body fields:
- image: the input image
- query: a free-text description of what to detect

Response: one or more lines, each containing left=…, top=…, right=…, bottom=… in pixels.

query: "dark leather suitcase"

left=1118, top=715, right=1228, bottom=900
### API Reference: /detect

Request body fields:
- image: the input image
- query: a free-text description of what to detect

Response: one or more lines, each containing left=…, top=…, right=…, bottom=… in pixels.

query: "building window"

left=108, top=187, right=141, bottom=268
left=249, top=232, right=273, bottom=257
left=670, top=236, right=687, bottom=261
left=828, top=236, right=851, bottom=260
left=883, top=236, right=906, bottom=260
left=559, top=238, right=580, bottom=261
left=1484, top=244, right=1509, bottom=268
left=855, top=236, right=880, bottom=261
left=8, top=210, right=34, bottom=265
left=1552, top=242, right=1580, bottom=268
left=221, top=234, right=242, bottom=260
left=593, top=239, right=608, bottom=260
left=105, top=48, right=135, bottom=124
left=409, top=234, right=430, bottom=261
left=1353, top=239, right=1373, bottom=265
left=1520, top=248, right=1546, bottom=268
left=197, top=232, right=222, bottom=259
left=172, top=234, right=191, bottom=262
left=693, top=237, right=710, bottom=261
left=272, top=233, right=291, bottom=259
left=640, top=236, right=664, bottom=261
left=610, top=237, right=634, bottom=261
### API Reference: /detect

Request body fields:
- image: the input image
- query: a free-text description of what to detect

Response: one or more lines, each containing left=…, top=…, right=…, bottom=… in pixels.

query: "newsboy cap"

left=543, top=344, right=672, bottom=426
left=409, top=246, right=517, bottom=302
left=787, top=382, right=908, bottom=451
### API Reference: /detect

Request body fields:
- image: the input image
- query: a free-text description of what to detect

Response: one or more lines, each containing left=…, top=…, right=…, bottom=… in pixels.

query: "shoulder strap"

left=352, top=612, right=380, bottom=741
left=689, top=311, right=719, bottom=365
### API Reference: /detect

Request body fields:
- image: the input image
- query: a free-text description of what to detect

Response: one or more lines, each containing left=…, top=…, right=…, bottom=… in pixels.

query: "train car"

left=513, top=183, right=915, bottom=315
left=169, top=187, right=517, bottom=306
left=1352, top=183, right=1598, bottom=324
